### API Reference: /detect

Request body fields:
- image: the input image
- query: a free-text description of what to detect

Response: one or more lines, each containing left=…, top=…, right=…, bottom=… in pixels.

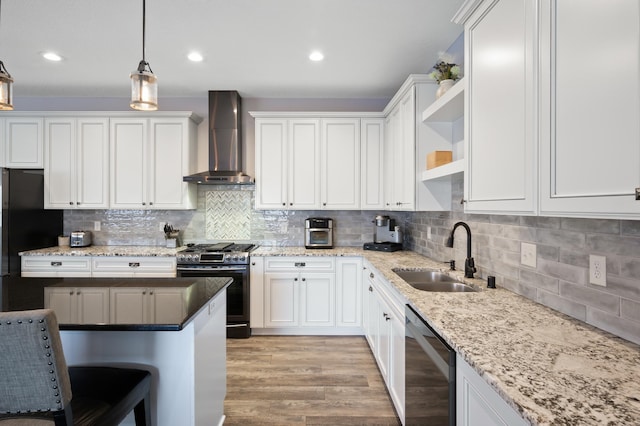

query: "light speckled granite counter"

left=252, top=246, right=640, bottom=426
left=19, top=245, right=182, bottom=257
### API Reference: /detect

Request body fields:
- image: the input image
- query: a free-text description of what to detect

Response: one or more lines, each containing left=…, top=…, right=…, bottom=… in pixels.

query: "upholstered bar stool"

left=0, top=309, right=151, bottom=426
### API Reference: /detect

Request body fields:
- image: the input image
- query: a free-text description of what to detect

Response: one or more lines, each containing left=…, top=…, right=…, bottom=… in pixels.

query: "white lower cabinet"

left=362, top=262, right=405, bottom=424
left=91, top=256, right=176, bottom=278
left=251, top=256, right=366, bottom=334
left=263, top=272, right=335, bottom=327
left=44, top=287, right=110, bottom=324
left=110, top=287, right=189, bottom=324
left=21, top=255, right=92, bottom=277
left=336, top=257, right=362, bottom=328
left=457, top=354, right=527, bottom=426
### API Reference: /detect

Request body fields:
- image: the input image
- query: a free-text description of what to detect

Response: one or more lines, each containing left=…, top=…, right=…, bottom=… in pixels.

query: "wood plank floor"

left=225, top=335, right=401, bottom=425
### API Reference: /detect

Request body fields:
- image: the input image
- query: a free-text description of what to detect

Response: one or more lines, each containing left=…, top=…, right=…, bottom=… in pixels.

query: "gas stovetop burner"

left=177, top=243, right=256, bottom=265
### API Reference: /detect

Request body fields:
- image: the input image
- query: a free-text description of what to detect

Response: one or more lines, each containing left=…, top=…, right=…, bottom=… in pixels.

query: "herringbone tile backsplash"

left=206, top=191, right=252, bottom=240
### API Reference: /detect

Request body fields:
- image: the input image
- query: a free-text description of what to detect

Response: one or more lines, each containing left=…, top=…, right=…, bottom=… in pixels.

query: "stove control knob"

left=238, top=255, right=246, bottom=262
left=225, top=254, right=232, bottom=262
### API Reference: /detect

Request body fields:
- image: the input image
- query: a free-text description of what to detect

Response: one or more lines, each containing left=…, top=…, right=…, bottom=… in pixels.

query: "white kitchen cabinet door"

left=336, top=257, right=362, bottom=328
left=264, top=273, right=299, bottom=327
left=289, top=119, right=321, bottom=209
left=457, top=354, right=527, bottom=426
left=396, top=88, right=417, bottom=211
left=463, top=0, right=538, bottom=215
left=299, top=272, right=335, bottom=327
left=4, top=117, right=43, bottom=168
left=384, top=111, right=398, bottom=209
left=45, top=287, right=109, bottom=324
left=110, top=287, right=149, bottom=324
left=110, top=116, right=197, bottom=210
left=110, top=118, right=148, bottom=209
left=321, top=119, right=360, bottom=210
left=361, top=119, right=385, bottom=210
left=539, top=0, right=640, bottom=219
left=149, top=118, right=197, bottom=209
left=363, top=268, right=378, bottom=351
left=255, top=119, right=288, bottom=209
left=249, top=257, right=265, bottom=328
left=150, top=287, right=188, bottom=324
left=45, top=117, right=109, bottom=209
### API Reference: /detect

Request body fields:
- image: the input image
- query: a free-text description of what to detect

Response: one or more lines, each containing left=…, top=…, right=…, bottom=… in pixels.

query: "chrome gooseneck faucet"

left=445, top=221, right=476, bottom=278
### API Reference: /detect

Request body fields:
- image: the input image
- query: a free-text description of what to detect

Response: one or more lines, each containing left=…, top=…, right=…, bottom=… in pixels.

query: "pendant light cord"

left=136, top=0, right=152, bottom=73
left=142, top=0, right=146, bottom=63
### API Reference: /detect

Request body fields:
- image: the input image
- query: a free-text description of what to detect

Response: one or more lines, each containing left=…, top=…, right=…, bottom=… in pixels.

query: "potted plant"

left=428, top=53, right=461, bottom=99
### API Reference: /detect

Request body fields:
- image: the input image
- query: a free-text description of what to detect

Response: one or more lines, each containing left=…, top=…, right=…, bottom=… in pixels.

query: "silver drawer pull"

left=129, top=262, right=140, bottom=268
left=294, top=262, right=306, bottom=267
left=51, top=261, right=62, bottom=267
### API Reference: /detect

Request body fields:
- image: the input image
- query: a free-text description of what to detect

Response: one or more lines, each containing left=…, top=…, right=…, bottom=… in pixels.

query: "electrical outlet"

left=589, top=255, right=607, bottom=286
left=427, top=226, right=432, bottom=240
left=93, top=221, right=101, bottom=231
left=520, top=242, right=537, bottom=268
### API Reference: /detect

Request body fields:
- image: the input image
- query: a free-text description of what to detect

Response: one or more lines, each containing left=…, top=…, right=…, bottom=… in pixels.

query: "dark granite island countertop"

left=0, top=276, right=232, bottom=330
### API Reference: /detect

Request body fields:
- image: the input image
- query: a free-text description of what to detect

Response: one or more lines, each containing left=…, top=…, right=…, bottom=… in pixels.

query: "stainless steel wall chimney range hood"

left=183, top=90, right=253, bottom=184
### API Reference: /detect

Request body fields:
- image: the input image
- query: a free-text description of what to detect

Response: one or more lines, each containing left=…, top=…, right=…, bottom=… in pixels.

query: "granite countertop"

left=19, top=245, right=183, bottom=257
left=252, top=246, right=640, bottom=426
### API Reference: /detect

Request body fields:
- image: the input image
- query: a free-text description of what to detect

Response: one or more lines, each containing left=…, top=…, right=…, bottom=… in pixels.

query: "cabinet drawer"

left=92, top=256, right=176, bottom=277
left=264, top=256, right=335, bottom=272
left=21, top=256, right=92, bottom=277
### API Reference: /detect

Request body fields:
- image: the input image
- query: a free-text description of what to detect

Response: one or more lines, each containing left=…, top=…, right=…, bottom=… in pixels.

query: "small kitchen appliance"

left=363, top=215, right=403, bottom=252
left=70, top=231, right=92, bottom=247
left=305, top=217, right=333, bottom=249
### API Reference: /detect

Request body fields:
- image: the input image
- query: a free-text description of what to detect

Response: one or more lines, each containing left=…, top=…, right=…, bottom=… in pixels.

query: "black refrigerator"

left=1, top=169, right=63, bottom=277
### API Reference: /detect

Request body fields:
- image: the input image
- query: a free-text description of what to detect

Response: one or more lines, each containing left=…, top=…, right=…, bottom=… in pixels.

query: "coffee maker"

left=363, top=215, right=403, bottom=252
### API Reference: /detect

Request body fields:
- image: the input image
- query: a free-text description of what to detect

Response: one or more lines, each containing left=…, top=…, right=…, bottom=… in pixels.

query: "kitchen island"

left=252, top=246, right=640, bottom=425
left=1, top=276, right=231, bottom=426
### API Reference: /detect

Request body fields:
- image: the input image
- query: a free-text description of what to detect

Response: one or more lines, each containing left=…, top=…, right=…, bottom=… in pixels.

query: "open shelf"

left=422, top=77, right=465, bottom=122
left=421, top=159, right=465, bottom=182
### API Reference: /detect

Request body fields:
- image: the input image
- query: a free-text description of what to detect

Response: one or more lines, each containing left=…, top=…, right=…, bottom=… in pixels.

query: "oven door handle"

left=177, top=266, right=247, bottom=272
left=406, top=320, right=450, bottom=380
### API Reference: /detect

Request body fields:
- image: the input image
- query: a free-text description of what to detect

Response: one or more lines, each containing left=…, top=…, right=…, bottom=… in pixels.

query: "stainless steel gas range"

left=176, top=242, right=256, bottom=338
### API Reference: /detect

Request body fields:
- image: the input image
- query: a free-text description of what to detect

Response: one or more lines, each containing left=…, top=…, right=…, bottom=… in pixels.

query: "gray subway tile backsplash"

left=63, top=185, right=640, bottom=345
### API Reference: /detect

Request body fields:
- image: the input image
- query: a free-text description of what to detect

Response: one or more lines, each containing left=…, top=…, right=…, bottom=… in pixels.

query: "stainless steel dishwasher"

left=405, top=305, right=456, bottom=425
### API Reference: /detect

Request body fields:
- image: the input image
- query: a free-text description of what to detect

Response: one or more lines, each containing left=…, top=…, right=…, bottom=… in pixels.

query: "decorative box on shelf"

left=426, top=151, right=452, bottom=169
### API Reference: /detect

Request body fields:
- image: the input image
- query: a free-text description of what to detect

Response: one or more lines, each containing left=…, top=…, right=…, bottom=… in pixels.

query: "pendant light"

left=0, top=0, right=14, bottom=111
left=130, top=0, right=157, bottom=111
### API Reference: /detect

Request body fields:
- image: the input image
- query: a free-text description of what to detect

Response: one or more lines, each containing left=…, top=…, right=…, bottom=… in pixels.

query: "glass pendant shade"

left=0, top=61, right=13, bottom=111
left=130, top=61, right=157, bottom=111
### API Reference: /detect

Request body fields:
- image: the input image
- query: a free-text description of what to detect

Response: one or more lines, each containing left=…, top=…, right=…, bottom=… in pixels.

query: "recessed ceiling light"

left=309, top=51, right=324, bottom=62
left=187, top=52, right=203, bottom=62
left=42, top=52, right=63, bottom=62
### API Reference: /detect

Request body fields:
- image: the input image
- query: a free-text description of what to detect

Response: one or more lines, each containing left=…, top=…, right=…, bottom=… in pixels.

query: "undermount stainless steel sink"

left=393, top=269, right=478, bottom=292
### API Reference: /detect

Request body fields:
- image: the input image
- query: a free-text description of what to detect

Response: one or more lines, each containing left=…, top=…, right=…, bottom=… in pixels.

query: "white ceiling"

left=1, top=0, right=465, bottom=100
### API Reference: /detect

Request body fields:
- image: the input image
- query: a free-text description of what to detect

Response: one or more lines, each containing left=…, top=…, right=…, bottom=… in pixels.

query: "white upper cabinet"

left=383, top=75, right=441, bottom=211
left=254, top=118, right=288, bottom=209
left=538, top=0, right=640, bottom=219
left=321, top=119, right=360, bottom=210
left=44, top=117, right=109, bottom=209
left=253, top=113, right=384, bottom=211
left=110, top=114, right=198, bottom=210
left=3, top=117, right=44, bottom=168
left=361, top=119, right=385, bottom=210
left=289, top=119, right=321, bottom=209
left=459, top=0, right=538, bottom=215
